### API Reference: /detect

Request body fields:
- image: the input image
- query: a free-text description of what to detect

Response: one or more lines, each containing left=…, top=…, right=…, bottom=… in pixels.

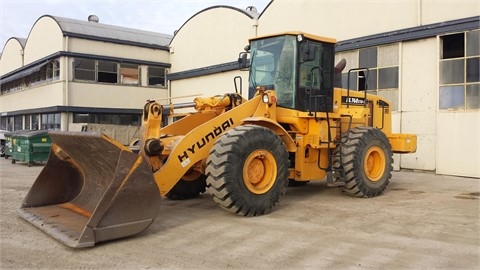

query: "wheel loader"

left=18, top=31, right=417, bottom=248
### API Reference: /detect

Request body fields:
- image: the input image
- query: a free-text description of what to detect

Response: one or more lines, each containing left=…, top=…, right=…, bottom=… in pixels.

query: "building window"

left=0, top=59, right=60, bottom=95
left=148, top=66, right=166, bottom=87
left=25, top=115, right=31, bottom=130
left=73, top=113, right=141, bottom=126
left=441, top=33, right=464, bottom=59
left=73, top=58, right=148, bottom=85
left=358, top=47, right=377, bottom=90
left=338, top=43, right=400, bottom=110
left=7, top=117, right=13, bottom=131
left=32, top=115, right=39, bottom=130
left=73, top=58, right=96, bottom=81
left=120, top=64, right=139, bottom=85
left=0, top=80, right=22, bottom=94
left=0, top=117, right=6, bottom=130
left=29, top=65, right=47, bottom=87
left=14, top=115, right=22, bottom=130
left=439, top=30, right=480, bottom=110
left=378, top=67, right=399, bottom=89
left=47, top=60, right=60, bottom=81
left=97, top=61, right=118, bottom=83
left=41, top=113, right=61, bottom=130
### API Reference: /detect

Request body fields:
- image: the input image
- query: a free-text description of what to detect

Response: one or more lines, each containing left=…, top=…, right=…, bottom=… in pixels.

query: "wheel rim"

left=364, top=146, right=386, bottom=182
left=243, top=150, right=277, bottom=194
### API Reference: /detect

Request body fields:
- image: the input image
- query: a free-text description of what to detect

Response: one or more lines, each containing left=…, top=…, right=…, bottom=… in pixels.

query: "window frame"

left=40, top=113, right=61, bottom=130
left=147, top=66, right=167, bottom=88
left=119, top=63, right=140, bottom=85
left=439, top=30, right=480, bottom=111
left=73, top=58, right=96, bottom=82
left=338, top=43, right=400, bottom=111
left=73, top=113, right=141, bottom=126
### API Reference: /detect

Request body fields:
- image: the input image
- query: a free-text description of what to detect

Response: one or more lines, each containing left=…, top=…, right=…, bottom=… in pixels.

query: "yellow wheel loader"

left=18, top=32, right=417, bottom=248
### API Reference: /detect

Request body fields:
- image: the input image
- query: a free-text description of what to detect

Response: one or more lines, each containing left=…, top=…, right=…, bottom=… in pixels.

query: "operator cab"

left=247, top=32, right=336, bottom=112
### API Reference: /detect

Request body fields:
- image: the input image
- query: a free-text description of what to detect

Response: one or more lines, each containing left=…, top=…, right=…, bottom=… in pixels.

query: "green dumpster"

left=4, top=130, right=30, bottom=159
left=11, top=130, right=52, bottom=167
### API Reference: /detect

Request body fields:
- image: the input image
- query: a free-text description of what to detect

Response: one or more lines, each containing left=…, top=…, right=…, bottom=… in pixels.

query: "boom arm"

left=141, top=91, right=295, bottom=196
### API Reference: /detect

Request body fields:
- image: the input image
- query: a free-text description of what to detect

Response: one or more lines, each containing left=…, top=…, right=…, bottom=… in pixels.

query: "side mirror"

left=238, top=52, right=248, bottom=69
left=301, top=43, right=317, bottom=62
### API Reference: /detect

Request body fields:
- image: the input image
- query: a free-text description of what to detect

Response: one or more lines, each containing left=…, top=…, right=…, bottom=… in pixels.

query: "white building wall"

left=68, top=38, right=170, bottom=64
left=258, top=0, right=418, bottom=40
left=400, top=38, right=438, bottom=171
left=0, top=82, right=64, bottom=111
left=169, top=7, right=256, bottom=73
left=259, top=0, right=479, bottom=39
left=0, top=38, right=24, bottom=75
left=420, top=0, right=480, bottom=25
left=23, top=17, right=63, bottom=65
left=67, top=82, right=167, bottom=109
left=437, top=112, right=479, bottom=177
left=168, top=6, right=257, bottom=104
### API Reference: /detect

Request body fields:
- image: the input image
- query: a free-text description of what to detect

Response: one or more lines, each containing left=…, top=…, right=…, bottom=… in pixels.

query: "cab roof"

left=249, top=31, right=336, bottom=44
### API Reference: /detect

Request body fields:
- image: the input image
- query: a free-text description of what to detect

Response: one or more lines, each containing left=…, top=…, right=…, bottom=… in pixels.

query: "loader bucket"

left=17, top=132, right=161, bottom=248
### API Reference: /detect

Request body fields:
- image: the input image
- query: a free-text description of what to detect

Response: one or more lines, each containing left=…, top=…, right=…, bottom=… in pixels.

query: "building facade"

left=0, top=15, right=171, bottom=142
left=1, top=0, right=479, bottom=177
left=166, top=0, right=479, bottom=178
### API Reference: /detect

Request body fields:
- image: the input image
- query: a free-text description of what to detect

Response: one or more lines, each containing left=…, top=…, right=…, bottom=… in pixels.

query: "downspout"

left=167, top=69, right=171, bottom=106
left=20, top=48, right=25, bottom=129
left=20, top=48, right=24, bottom=65
left=398, top=42, right=404, bottom=170
left=250, top=16, right=259, bottom=98
left=417, top=0, right=423, bottom=26
left=64, top=35, right=69, bottom=131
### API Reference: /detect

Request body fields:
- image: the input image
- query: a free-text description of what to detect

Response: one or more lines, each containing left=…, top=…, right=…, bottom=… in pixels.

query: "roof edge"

left=170, top=5, right=256, bottom=44
left=64, top=32, right=170, bottom=50
left=336, top=16, right=480, bottom=51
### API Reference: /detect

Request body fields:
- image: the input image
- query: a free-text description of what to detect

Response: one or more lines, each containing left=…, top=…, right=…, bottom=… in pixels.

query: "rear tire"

left=206, top=125, right=289, bottom=216
left=339, top=127, right=393, bottom=197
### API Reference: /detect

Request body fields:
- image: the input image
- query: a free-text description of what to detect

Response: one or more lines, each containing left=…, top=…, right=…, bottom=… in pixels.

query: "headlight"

left=262, top=94, right=270, bottom=103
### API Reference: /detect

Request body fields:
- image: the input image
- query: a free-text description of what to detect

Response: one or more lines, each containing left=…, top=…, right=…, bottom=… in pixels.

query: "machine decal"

left=178, top=118, right=235, bottom=163
left=342, top=96, right=366, bottom=106
left=180, top=158, right=191, bottom=168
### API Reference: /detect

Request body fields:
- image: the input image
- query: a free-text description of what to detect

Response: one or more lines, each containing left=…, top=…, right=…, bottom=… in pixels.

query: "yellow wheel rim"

left=364, top=146, right=386, bottom=182
left=243, top=150, right=277, bottom=194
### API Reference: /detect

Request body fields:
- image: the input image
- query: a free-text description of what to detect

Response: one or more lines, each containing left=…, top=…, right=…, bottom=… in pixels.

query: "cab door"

left=296, top=42, right=335, bottom=112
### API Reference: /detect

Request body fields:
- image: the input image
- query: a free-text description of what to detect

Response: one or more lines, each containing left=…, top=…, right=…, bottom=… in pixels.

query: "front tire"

left=339, top=127, right=393, bottom=197
left=206, top=125, right=289, bottom=216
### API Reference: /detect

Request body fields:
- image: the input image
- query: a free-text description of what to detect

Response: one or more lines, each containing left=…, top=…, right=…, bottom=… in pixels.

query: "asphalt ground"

left=1, top=156, right=479, bottom=269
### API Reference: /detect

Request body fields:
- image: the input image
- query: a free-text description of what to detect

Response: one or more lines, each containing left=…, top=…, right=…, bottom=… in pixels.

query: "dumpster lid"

left=18, top=130, right=49, bottom=138
left=0, top=130, right=12, bottom=140
left=7, top=129, right=32, bottom=137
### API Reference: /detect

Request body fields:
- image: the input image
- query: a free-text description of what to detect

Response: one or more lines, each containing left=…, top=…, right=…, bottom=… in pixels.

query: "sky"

left=0, top=0, right=270, bottom=48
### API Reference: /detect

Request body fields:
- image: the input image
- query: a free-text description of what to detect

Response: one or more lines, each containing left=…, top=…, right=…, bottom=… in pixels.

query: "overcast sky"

left=0, top=0, right=270, bottom=48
